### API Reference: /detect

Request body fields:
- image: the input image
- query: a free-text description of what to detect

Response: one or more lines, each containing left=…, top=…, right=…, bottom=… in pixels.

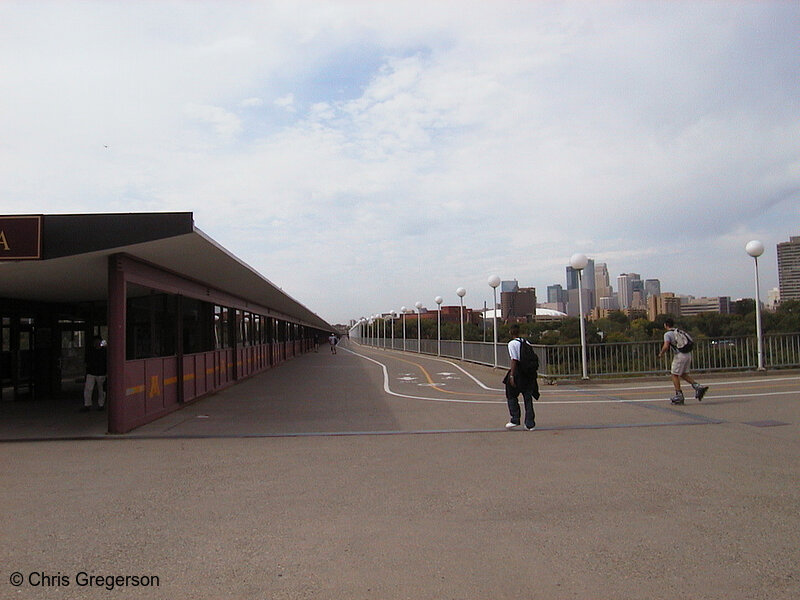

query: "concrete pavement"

left=2, top=338, right=798, bottom=599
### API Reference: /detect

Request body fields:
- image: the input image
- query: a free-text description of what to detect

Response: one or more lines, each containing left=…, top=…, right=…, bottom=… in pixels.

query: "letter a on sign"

left=149, top=375, right=161, bottom=398
left=0, top=215, right=42, bottom=259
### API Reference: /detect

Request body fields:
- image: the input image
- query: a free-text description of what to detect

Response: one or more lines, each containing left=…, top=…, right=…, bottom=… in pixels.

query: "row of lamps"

left=357, top=240, right=766, bottom=376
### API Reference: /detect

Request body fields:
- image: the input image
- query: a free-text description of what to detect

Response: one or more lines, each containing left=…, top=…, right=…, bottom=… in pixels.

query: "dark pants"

left=504, top=372, right=539, bottom=429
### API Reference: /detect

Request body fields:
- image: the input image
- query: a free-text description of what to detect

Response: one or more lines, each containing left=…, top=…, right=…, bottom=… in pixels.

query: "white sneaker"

left=505, top=422, right=519, bottom=429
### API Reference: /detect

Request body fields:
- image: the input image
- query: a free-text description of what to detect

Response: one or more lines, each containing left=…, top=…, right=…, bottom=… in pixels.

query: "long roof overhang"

left=0, top=213, right=333, bottom=332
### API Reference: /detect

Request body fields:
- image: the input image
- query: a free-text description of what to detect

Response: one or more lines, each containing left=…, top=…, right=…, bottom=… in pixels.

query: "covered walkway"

left=0, top=213, right=333, bottom=433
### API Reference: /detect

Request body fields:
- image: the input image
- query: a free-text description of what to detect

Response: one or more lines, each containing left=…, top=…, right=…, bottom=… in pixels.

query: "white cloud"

left=274, top=93, right=296, bottom=112
left=184, top=104, right=242, bottom=141
left=241, top=97, right=264, bottom=107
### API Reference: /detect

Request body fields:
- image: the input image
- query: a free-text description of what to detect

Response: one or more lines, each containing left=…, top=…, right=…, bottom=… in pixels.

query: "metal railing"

left=357, top=333, right=800, bottom=379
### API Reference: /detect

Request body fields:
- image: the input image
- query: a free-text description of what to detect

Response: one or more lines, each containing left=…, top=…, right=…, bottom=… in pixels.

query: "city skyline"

left=363, top=242, right=787, bottom=324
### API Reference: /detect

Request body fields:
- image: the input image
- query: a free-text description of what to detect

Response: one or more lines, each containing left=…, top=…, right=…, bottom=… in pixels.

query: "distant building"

left=567, top=258, right=595, bottom=310
left=644, top=279, right=661, bottom=298
left=777, top=235, right=800, bottom=302
left=412, top=306, right=479, bottom=325
left=501, top=286, right=537, bottom=320
left=647, top=293, right=681, bottom=321
left=598, top=295, right=619, bottom=310
left=547, top=284, right=568, bottom=305
left=767, top=287, right=780, bottom=311
left=594, top=262, right=614, bottom=305
left=679, top=296, right=732, bottom=316
left=617, top=273, right=640, bottom=309
left=567, top=288, right=593, bottom=317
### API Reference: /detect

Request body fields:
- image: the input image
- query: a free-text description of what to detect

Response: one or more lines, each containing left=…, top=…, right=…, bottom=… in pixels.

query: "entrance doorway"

left=0, top=317, right=36, bottom=401
left=58, top=320, right=86, bottom=399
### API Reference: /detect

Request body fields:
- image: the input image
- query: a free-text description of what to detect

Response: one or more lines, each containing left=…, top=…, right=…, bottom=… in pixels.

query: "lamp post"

left=570, top=253, right=590, bottom=380
left=488, top=275, right=501, bottom=368
left=400, top=306, right=407, bottom=352
left=457, top=287, right=466, bottom=360
left=415, top=301, right=423, bottom=353
left=389, top=311, right=395, bottom=350
left=746, top=240, right=766, bottom=371
left=435, top=296, right=443, bottom=356
left=381, top=314, right=386, bottom=349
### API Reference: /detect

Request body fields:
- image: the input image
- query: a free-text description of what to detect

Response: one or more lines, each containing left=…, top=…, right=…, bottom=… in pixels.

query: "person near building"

left=81, top=335, right=107, bottom=412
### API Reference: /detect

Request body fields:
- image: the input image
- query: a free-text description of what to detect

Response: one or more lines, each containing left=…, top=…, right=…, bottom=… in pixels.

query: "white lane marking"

left=341, top=346, right=800, bottom=405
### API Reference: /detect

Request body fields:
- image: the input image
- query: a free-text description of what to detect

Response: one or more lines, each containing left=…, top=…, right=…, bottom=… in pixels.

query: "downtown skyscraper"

left=777, top=235, right=800, bottom=302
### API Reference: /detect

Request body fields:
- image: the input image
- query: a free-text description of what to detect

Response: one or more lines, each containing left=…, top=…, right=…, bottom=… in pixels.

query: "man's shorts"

left=671, top=352, right=692, bottom=376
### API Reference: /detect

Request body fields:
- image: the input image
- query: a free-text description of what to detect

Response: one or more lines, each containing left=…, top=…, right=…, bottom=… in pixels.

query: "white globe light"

left=415, top=301, right=423, bottom=309
left=570, top=253, right=589, bottom=270
left=746, top=240, right=765, bottom=258
left=456, top=287, right=466, bottom=297
left=435, top=296, right=443, bottom=305
left=488, top=275, right=501, bottom=288
left=400, top=306, right=407, bottom=313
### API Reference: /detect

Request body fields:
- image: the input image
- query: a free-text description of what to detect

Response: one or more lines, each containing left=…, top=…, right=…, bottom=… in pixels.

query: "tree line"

left=382, top=300, right=800, bottom=345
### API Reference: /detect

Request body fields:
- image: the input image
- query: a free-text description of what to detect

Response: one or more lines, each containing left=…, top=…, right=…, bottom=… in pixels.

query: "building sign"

left=0, top=215, right=43, bottom=260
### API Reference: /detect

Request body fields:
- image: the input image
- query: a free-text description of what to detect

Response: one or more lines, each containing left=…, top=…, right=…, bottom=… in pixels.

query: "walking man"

left=504, top=324, right=539, bottom=430
left=328, top=333, right=338, bottom=354
left=657, top=318, right=709, bottom=405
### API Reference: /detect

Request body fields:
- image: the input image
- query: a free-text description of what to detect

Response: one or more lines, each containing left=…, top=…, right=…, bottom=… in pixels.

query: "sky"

left=2, top=1, right=798, bottom=325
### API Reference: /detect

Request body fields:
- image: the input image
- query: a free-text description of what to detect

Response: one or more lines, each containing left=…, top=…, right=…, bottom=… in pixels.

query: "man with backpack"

left=658, top=317, right=709, bottom=405
left=503, top=323, right=540, bottom=430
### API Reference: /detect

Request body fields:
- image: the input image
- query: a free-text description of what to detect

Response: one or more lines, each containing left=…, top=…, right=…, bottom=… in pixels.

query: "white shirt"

left=507, top=338, right=521, bottom=361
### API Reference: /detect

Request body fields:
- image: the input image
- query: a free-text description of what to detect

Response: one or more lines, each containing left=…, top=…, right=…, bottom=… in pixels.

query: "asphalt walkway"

left=2, top=339, right=798, bottom=599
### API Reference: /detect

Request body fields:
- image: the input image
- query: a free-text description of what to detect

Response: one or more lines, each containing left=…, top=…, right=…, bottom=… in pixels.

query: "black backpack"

left=517, top=338, right=539, bottom=377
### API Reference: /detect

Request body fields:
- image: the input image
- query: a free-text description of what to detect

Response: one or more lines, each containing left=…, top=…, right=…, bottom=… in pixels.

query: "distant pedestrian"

left=657, top=318, right=708, bottom=405
left=81, top=336, right=107, bottom=412
left=503, top=324, right=540, bottom=430
left=328, top=333, right=339, bottom=354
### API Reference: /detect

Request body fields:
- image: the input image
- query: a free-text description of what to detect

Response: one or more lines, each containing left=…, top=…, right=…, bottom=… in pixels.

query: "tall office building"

left=594, top=262, right=613, bottom=301
left=501, top=280, right=519, bottom=294
left=617, top=273, right=641, bottom=309
left=565, top=266, right=580, bottom=291
left=583, top=258, right=596, bottom=303
left=777, top=235, right=800, bottom=302
left=644, top=279, right=661, bottom=298
left=547, top=284, right=566, bottom=304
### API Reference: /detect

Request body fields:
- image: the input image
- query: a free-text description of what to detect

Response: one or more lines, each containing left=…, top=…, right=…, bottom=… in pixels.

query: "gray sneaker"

left=695, top=386, right=709, bottom=402
left=670, top=394, right=685, bottom=405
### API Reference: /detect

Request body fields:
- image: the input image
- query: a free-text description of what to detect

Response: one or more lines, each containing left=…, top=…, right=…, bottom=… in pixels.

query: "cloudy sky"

left=2, top=1, right=798, bottom=324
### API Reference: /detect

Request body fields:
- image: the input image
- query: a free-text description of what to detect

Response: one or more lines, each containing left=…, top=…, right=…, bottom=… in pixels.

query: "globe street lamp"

left=488, top=275, right=501, bottom=368
left=746, top=240, right=766, bottom=371
left=388, top=311, right=395, bottom=350
left=570, top=253, right=590, bottom=380
left=415, top=301, right=423, bottom=353
left=457, top=287, right=467, bottom=360
left=435, top=296, right=443, bottom=356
